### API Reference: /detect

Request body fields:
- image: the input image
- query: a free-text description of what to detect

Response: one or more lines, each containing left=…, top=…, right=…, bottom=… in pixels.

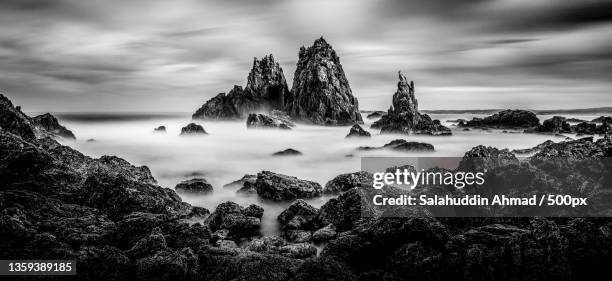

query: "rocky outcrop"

left=371, top=72, right=451, bottom=135
left=366, top=111, right=386, bottom=119
left=205, top=202, right=263, bottom=239
left=180, top=123, right=207, bottom=135
left=461, top=109, right=540, bottom=128
left=277, top=199, right=320, bottom=231
left=272, top=148, right=302, bottom=156
left=32, top=113, right=76, bottom=139
left=246, top=113, right=293, bottom=130
left=174, top=178, right=213, bottom=194
left=571, top=121, right=611, bottom=135
left=223, top=174, right=256, bottom=188
left=358, top=139, right=435, bottom=152
left=534, top=116, right=571, bottom=133
left=154, top=126, right=166, bottom=132
left=254, top=171, right=323, bottom=201
left=192, top=55, right=291, bottom=120
left=286, top=37, right=363, bottom=125
left=324, top=171, right=373, bottom=195
left=346, top=124, right=371, bottom=138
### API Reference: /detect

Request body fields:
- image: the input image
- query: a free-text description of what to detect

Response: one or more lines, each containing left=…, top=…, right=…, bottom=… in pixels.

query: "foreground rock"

left=254, top=171, right=322, bottom=201
left=180, top=123, right=207, bottom=135
left=324, top=171, right=373, bottom=194
left=175, top=178, right=213, bottom=194
left=277, top=199, right=320, bottom=231
left=461, top=109, right=540, bottom=129
left=346, top=124, right=371, bottom=138
left=192, top=55, right=291, bottom=120
left=286, top=37, right=363, bottom=125
left=272, top=148, right=302, bottom=156
left=223, top=174, right=256, bottom=188
left=533, top=116, right=571, bottom=133
left=246, top=113, right=293, bottom=130
left=32, top=113, right=76, bottom=139
left=371, top=72, right=451, bottom=135
left=205, top=202, right=263, bottom=239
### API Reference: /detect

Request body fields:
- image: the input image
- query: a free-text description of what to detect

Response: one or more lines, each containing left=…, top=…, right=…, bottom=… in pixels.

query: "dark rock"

left=462, top=109, right=540, bottom=128
left=571, top=121, right=611, bottom=135
left=272, top=148, right=302, bottom=156
left=312, top=224, right=337, bottom=242
left=154, top=126, right=166, bottom=132
left=224, top=174, right=256, bottom=188
left=192, top=54, right=291, bottom=120
left=205, top=201, right=263, bottom=239
left=87, top=138, right=96, bottom=142
left=286, top=37, right=363, bottom=125
left=366, top=111, right=386, bottom=119
left=0, top=94, right=37, bottom=140
left=371, top=72, right=451, bottom=135
left=317, top=189, right=365, bottom=232
left=512, top=140, right=555, bottom=154
left=592, top=116, right=612, bottom=123
left=254, top=171, right=323, bottom=201
left=247, top=113, right=294, bottom=130
left=566, top=118, right=588, bottom=123
left=285, top=230, right=312, bottom=243
left=237, top=181, right=257, bottom=195
left=532, top=136, right=612, bottom=158
left=457, top=145, right=519, bottom=171
left=174, top=178, right=213, bottom=194
left=324, top=171, right=373, bottom=195
left=243, top=204, right=264, bottom=219
left=346, top=124, right=371, bottom=138
left=134, top=248, right=199, bottom=281
left=278, top=199, right=320, bottom=230
left=279, top=243, right=317, bottom=259
left=534, top=116, right=571, bottom=133
left=289, top=257, right=357, bottom=281
left=32, top=113, right=76, bottom=139
left=384, top=139, right=435, bottom=151
left=180, top=123, right=207, bottom=135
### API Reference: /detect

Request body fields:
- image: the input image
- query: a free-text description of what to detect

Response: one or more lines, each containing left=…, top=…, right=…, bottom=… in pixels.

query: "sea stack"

left=371, top=71, right=451, bottom=135
left=192, top=54, right=291, bottom=120
left=286, top=37, right=363, bottom=125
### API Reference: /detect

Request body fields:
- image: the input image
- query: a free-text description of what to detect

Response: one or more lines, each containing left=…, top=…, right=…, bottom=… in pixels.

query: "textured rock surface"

left=534, top=116, right=571, bottom=133
left=358, top=139, right=435, bottom=152
left=223, top=174, right=256, bottom=188
left=371, top=72, right=451, bottom=135
left=324, top=171, right=373, bottom=195
left=277, top=199, right=320, bottom=230
left=32, top=113, right=76, bottom=139
left=366, top=111, right=386, bottom=119
left=154, top=126, right=166, bottom=132
left=254, top=171, right=323, bottom=201
left=272, top=148, right=302, bottom=156
left=461, top=109, right=540, bottom=128
left=174, top=178, right=213, bottom=194
left=180, top=123, right=207, bottom=135
left=205, top=201, right=263, bottom=239
left=193, top=55, right=291, bottom=120
left=286, top=37, right=363, bottom=125
left=346, top=124, right=371, bottom=138
left=246, top=113, right=293, bottom=130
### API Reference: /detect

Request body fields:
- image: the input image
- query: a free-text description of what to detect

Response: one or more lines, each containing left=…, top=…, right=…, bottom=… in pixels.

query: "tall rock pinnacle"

left=193, top=54, right=290, bottom=119
left=371, top=71, right=451, bottom=135
left=286, top=37, right=363, bottom=125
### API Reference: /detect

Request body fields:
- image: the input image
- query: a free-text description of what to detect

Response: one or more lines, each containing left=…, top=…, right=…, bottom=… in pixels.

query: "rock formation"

left=286, top=37, right=363, bottom=125
left=366, top=111, right=386, bottom=119
left=1, top=94, right=75, bottom=140
left=180, top=123, right=207, bottom=135
left=324, top=171, right=373, bottom=195
left=32, top=113, right=76, bottom=139
left=358, top=139, right=435, bottom=152
left=346, top=124, right=371, bottom=138
left=533, top=116, right=571, bottom=133
left=192, top=55, right=291, bottom=120
left=460, top=109, right=540, bottom=128
left=154, top=126, right=166, bottom=132
left=174, top=178, right=213, bottom=194
left=371, top=72, right=451, bottom=135
left=254, top=171, right=322, bottom=201
left=272, top=148, right=302, bottom=156
left=246, top=112, right=294, bottom=130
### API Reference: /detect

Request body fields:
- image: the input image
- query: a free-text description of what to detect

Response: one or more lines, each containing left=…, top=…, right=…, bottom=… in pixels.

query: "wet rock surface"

left=254, top=171, right=323, bottom=201
left=247, top=113, right=294, bottom=130
left=192, top=55, right=291, bottom=120
left=358, top=139, right=435, bottom=152
left=371, top=72, right=451, bottom=135
left=286, top=37, right=363, bottom=125
left=32, top=113, right=76, bottom=139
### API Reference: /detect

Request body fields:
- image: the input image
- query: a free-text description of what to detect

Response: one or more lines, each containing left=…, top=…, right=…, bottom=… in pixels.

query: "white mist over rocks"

left=58, top=113, right=598, bottom=235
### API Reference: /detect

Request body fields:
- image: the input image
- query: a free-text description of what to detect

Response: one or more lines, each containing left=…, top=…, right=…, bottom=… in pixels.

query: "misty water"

left=55, top=113, right=600, bottom=236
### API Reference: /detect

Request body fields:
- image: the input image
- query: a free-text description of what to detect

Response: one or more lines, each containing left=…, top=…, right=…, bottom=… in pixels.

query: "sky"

left=1, top=0, right=611, bottom=112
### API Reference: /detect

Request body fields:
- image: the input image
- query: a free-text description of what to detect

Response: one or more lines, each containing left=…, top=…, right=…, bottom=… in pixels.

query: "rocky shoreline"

left=3, top=92, right=612, bottom=280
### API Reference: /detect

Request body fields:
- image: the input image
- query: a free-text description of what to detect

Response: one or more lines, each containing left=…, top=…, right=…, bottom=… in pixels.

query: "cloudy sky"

left=1, top=0, right=611, bottom=112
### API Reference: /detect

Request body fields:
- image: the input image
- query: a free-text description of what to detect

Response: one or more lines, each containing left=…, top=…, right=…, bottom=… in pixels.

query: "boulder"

left=223, top=174, right=256, bottom=189
left=383, top=139, right=435, bottom=151
left=371, top=72, right=451, bottom=135
left=32, top=113, right=76, bottom=139
left=278, top=243, right=317, bottom=259
left=272, top=148, right=302, bottom=156
left=205, top=201, right=263, bottom=239
left=154, top=126, right=166, bottom=132
left=324, top=171, right=373, bottom=195
left=192, top=54, right=291, bottom=120
left=366, top=111, right=386, bottom=119
left=345, top=124, right=371, bottom=138
left=286, top=37, right=363, bottom=125
left=246, top=113, right=294, bottom=130
left=534, top=116, right=571, bottom=133
left=174, top=178, right=213, bottom=194
left=180, top=123, right=207, bottom=135
left=312, top=224, right=337, bottom=242
left=461, top=109, right=540, bottom=128
left=592, top=116, right=612, bottom=123
left=277, top=199, right=320, bottom=230
left=285, top=230, right=312, bottom=243
left=254, top=171, right=323, bottom=201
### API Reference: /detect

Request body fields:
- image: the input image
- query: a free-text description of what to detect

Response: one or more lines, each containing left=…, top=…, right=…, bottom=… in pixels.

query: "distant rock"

left=533, top=116, right=571, bottom=133
left=366, top=111, right=386, bottom=119
left=86, top=138, right=96, bottom=142
left=461, top=109, right=540, bottom=129
left=285, top=230, right=312, bottom=243
left=0, top=93, right=37, bottom=140
left=571, top=121, right=611, bottom=135
left=324, top=171, right=373, bottom=195
left=180, top=123, right=207, bottom=135
left=566, top=118, right=588, bottom=123
left=286, top=37, right=363, bottom=125
left=346, top=124, right=371, bottom=138
left=272, top=148, right=302, bottom=156
left=254, top=171, right=322, bottom=201
left=358, top=139, right=434, bottom=152
left=592, top=116, right=612, bottom=123
left=154, top=126, right=166, bottom=132
left=192, top=55, right=291, bottom=120
left=32, top=113, right=76, bottom=139
left=371, top=72, right=451, bottom=135
left=223, top=174, right=256, bottom=188
left=174, top=178, right=213, bottom=194
left=246, top=113, right=293, bottom=130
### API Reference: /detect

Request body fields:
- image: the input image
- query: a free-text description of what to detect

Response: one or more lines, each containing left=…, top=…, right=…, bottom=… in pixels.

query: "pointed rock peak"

left=314, top=36, right=329, bottom=47
left=397, top=71, right=414, bottom=93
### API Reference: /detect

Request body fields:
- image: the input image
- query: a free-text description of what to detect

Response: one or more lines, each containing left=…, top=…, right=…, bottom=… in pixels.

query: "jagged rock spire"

left=392, top=71, right=418, bottom=115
